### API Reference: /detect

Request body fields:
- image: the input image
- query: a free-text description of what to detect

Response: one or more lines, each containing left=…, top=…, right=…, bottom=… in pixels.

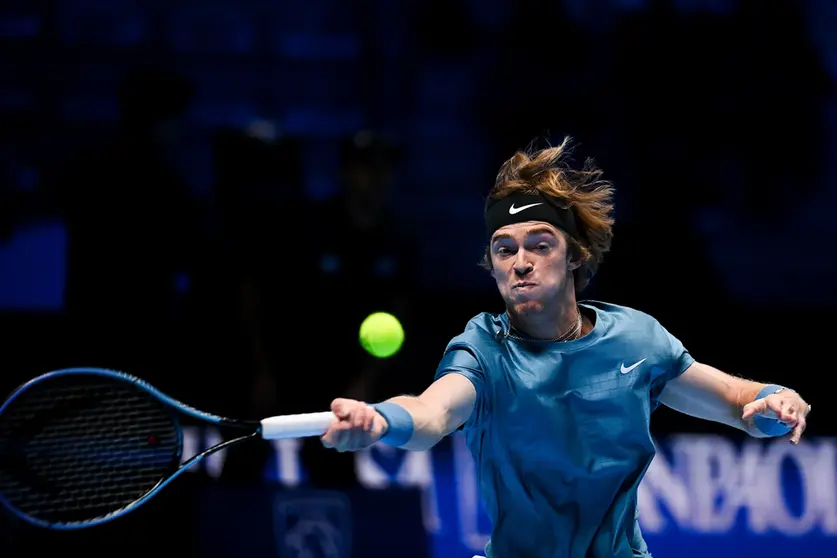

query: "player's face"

left=490, top=222, right=575, bottom=314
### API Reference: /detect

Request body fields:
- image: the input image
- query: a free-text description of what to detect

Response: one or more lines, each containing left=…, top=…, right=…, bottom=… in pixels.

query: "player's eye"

left=536, top=243, right=550, bottom=251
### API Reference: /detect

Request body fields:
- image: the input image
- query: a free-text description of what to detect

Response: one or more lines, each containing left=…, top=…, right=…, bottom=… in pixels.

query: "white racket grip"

left=260, top=412, right=336, bottom=440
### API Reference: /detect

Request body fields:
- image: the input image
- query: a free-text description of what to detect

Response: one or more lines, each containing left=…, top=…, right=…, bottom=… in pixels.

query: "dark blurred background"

left=1, top=1, right=836, bottom=557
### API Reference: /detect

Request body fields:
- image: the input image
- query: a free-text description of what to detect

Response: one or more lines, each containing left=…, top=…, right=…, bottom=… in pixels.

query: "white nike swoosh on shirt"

left=620, top=358, right=646, bottom=374
left=508, top=202, right=543, bottom=215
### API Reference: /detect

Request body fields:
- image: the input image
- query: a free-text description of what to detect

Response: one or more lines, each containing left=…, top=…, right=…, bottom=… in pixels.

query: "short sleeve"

left=666, top=327, right=695, bottom=380
left=650, top=322, right=695, bottom=411
left=434, top=348, right=487, bottom=428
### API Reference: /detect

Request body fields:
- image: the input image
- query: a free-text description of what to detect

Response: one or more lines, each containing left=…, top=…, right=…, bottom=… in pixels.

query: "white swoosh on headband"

left=508, top=202, right=543, bottom=215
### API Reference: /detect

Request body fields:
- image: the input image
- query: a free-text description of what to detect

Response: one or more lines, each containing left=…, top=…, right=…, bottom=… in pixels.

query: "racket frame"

left=0, top=367, right=261, bottom=530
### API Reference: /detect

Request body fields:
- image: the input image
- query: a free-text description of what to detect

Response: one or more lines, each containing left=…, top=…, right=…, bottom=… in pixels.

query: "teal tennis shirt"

left=435, top=301, right=695, bottom=557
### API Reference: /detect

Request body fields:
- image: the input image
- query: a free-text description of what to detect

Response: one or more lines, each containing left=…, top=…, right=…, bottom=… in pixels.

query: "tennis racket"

left=0, top=367, right=336, bottom=530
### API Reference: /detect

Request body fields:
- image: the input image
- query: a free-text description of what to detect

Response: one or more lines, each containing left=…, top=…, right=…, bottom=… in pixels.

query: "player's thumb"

left=331, top=398, right=355, bottom=419
left=741, top=400, right=763, bottom=420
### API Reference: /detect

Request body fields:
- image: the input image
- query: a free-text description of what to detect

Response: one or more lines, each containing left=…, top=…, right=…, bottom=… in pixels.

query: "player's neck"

left=508, top=295, right=581, bottom=341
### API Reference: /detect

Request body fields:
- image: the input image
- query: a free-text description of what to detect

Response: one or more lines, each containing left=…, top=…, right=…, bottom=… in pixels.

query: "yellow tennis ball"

left=359, top=312, right=404, bottom=358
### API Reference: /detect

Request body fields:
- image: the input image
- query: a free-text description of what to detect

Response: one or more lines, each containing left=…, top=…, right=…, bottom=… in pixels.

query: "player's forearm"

left=384, top=395, right=452, bottom=451
left=734, top=381, right=769, bottom=410
left=662, top=363, right=770, bottom=436
left=374, top=374, right=476, bottom=451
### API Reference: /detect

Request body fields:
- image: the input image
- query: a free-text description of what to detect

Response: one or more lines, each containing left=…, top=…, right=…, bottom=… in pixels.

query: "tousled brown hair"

left=481, top=137, right=615, bottom=292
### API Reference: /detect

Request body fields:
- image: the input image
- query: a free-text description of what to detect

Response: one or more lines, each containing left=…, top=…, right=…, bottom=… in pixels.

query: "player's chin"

left=508, top=297, right=544, bottom=314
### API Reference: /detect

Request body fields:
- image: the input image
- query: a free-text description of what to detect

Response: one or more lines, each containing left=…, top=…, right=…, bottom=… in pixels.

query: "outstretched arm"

left=659, top=361, right=810, bottom=443
left=321, top=372, right=477, bottom=452
left=385, top=373, right=477, bottom=450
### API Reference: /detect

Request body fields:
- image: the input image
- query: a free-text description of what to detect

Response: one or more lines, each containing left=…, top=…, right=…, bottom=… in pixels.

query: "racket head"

left=0, top=368, right=184, bottom=529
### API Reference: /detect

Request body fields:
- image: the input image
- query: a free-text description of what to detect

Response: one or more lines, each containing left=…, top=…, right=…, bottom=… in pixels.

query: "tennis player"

left=320, top=137, right=811, bottom=557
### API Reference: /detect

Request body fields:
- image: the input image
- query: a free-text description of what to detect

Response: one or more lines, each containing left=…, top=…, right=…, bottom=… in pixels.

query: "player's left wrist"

left=750, top=384, right=810, bottom=437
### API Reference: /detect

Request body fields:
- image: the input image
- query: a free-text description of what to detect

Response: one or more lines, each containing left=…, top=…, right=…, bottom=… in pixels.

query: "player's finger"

left=321, top=426, right=338, bottom=448
left=790, top=417, right=807, bottom=445
left=779, top=404, right=798, bottom=425
left=355, top=409, right=375, bottom=445
left=351, top=405, right=368, bottom=429
left=766, top=396, right=785, bottom=417
left=331, top=398, right=354, bottom=419
left=742, top=398, right=767, bottom=419
left=352, top=404, right=371, bottom=432
left=775, top=399, right=790, bottom=422
left=363, top=407, right=376, bottom=432
left=332, top=424, right=353, bottom=452
left=322, top=420, right=351, bottom=449
left=343, top=421, right=367, bottom=452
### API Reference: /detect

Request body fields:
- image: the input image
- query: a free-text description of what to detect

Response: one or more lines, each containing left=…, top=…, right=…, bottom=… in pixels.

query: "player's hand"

left=321, top=398, right=388, bottom=452
left=742, top=389, right=811, bottom=444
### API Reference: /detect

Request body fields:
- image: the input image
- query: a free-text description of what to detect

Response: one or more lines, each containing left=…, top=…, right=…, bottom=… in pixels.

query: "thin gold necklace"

left=507, top=307, right=583, bottom=342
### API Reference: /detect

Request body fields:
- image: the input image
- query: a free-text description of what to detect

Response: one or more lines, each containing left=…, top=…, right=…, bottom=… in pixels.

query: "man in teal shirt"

left=321, top=138, right=811, bottom=557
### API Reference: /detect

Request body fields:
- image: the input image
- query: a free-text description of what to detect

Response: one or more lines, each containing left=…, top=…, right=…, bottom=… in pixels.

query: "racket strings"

left=0, top=376, right=181, bottom=525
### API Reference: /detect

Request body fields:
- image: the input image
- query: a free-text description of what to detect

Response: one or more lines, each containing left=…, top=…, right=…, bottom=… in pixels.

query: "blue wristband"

left=752, top=385, right=793, bottom=437
left=373, top=402, right=414, bottom=447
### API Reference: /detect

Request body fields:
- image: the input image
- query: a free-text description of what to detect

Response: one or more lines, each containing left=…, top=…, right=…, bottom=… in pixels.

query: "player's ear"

left=565, top=238, right=582, bottom=271
left=482, top=248, right=496, bottom=277
left=566, top=247, right=582, bottom=271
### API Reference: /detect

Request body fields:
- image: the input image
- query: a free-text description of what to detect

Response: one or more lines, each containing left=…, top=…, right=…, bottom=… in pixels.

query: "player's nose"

left=513, top=258, right=533, bottom=277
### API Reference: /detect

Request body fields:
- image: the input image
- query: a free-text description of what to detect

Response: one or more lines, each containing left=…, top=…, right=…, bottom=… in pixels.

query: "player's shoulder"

left=444, top=312, right=504, bottom=353
left=582, top=300, right=660, bottom=326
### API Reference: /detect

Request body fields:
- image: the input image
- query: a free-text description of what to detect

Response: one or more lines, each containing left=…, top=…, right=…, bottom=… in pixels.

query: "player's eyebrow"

left=524, top=226, right=558, bottom=239
left=492, top=226, right=558, bottom=244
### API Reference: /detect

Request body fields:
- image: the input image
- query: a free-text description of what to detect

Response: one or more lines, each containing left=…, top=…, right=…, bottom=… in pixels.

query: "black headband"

left=484, top=193, right=579, bottom=240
